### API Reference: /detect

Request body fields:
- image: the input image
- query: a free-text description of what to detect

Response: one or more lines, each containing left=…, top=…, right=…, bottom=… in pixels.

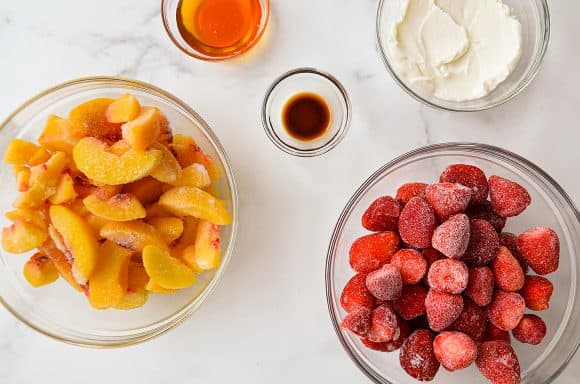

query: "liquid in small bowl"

left=282, top=93, right=331, bottom=142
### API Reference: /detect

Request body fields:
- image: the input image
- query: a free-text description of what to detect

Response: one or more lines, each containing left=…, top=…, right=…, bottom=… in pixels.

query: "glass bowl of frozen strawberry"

left=326, top=143, right=580, bottom=384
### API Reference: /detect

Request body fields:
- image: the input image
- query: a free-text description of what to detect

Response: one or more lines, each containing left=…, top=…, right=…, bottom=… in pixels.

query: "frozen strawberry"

left=396, top=182, right=428, bottom=204
left=390, top=249, right=428, bottom=285
left=476, top=341, right=520, bottom=384
left=349, top=231, right=400, bottom=273
left=484, top=322, right=511, bottom=343
left=512, top=314, right=547, bottom=345
left=367, top=304, right=399, bottom=343
left=491, top=246, right=525, bottom=292
left=361, top=316, right=410, bottom=352
left=400, top=329, right=440, bottom=381
left=500, top=232, right=529, bottom=273
left=362, top=196, right=401, bottom=232
left=431, top=214, right=470, bottom=259
left=439, top=164, right=489, bottom=205
left=487, top=290, right=525, bottom=331
left=462, top=219, right=500, bottom=266
left=398, top=197, right=437, bottom=249
left=425, top=289, right=464, bottom=332
left=465, top=266, right=495, bottom=306
left=366, top=264, right=403, bottom=301
left=340, top=273, right=375, bottom=312
left=433, top=331, right=478, bottom=371
left=466, top=201, right=507, bottom=233
left=425, top=183, right=472, bottom=221
left=427, top=259, right=469, bottom=294
left=423, top=247, right=444, bottom=267
left=489, top=175, right=531, bottom=217
left=340, top=307, right=372, bottom=336
left=393, top=284, right=428, bottom=320
left=450, top=298, right=486, bottom=341
left=520, top=275, right=553, bottom=311
left=517, top=227, right=560, bottom=275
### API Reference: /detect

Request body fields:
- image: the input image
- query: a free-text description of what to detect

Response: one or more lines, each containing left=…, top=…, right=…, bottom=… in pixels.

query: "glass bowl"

left=0, top=77, right=238, bottom=347
left=161, top=0, right=270, bottom=61
left=376, top=0, right=551, bottom=111
left=326, top=143, right=579, bottom=383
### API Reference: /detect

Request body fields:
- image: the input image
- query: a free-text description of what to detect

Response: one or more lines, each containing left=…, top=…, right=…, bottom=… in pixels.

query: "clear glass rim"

left=325, top=142, right=580, bottom=383
left=161, top=0, right=271, bottom=61
left=261, top=67, right=352, bottom=158
left=0, top=76, right=239, bottom=348
left=375, top=0, right=551, bottom=112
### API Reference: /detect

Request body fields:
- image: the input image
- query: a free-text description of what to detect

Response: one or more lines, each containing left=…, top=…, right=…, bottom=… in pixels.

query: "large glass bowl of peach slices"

left=0, top=77, right=238, bottom=347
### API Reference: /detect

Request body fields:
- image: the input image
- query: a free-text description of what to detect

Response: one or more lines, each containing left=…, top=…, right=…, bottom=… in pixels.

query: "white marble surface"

left=0, top=0, right=578, bottom=383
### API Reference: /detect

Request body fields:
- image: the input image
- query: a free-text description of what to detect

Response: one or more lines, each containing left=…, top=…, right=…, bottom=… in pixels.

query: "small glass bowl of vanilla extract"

left=262, top=68, right=351, bottom=157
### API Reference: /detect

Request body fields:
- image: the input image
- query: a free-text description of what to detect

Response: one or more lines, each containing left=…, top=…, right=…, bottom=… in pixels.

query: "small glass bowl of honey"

left=262, top=68, right=351, bottom=157
left=162, top=0, right=270, bottom=61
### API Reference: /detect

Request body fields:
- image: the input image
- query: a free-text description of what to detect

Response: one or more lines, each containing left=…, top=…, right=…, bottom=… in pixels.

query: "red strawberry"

left=466, top=201, right=507, bottom=233
left=398, top=197, right=437, bottom=249
left=365, top=264, right=403, bottom=301
left=400, top=329, right=440, bottom=381
left=439, top=164, right=489, bottom=205
left=462, top=219, right=500, bottom=266
left=499, top=232, right=529, bottom=273
left=433, top=331, right=477, bottom=371
left=340, top=307, right=372, bottom=336
left=512, top=314, right=547, bottom=345
left=520, top=275, right=553, bottom=311
left=361, top=316, right=409, bottom=352
left=431, top=214, right=470, bottom=259
left=393, top=284, right=428, bottom=320
left=367, top=304, right=399, bottom=343
left=349, top=231, right=400, bottom=273
left=422, top=247, right=444, bottom=268
left=427, top=259, right=469, bottom=294
left=340, top=273, right=375, bottom=312
left=489, top=175, right=531, bottom=217
left=484, top=322, right=511, bottom=343
left=396, top=182, right=428, bottom=205
left=517, top=227, right=560, bottom=275
left=425, top=289, right=464, bottom=332
left=465, top=266, right=495, bottom=306
left=425, top=183, right=472, bottom=221
left=390, top=249, right=427, bottom=285
left=362, top=196, right=401, bottom=232
left=491, top=246, right=525, bottom=292
left=487, top=290, right=525, bottom=331
left=450, top=297, right=486, bottom=341
left=476, top=341, right=520, bottom=384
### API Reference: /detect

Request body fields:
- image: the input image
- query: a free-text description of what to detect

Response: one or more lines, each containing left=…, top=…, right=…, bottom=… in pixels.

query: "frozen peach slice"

left=108, top=139, right=131, bottom=156
left=170, top=163, right=211, bottom=188
left=39, top=115, right=85, bottom=154
left=73, top=137, right=162, bottom=185
left=14, top=152, right=68, bottom=208
left=64, top=198, right=90, bottom=217
left=100, top=220, right=167, bottom=252
left=39, top=240, right=82, bottom=291
left=16, top=167, right=31, bottom=192
left=3, top=139, right=39, bottom=165
left=147, top=217, right=184, bottom=244
left=145, top=279, right=176, bottom=294
left=49, top=205, right=99, bottom=284
left=83, top=193, right=146, bottom=222
left=88, top=241, right=131, bottom=309
left=145, top=203, right=175, bottom=218
left=23, top=252, right=59, bottom=288
left=86, top=214, right=109, bottom=236
left=150, top=143, right=182, bottom=183
left=172, top=134, right=220, bottom=180
left=2, top=220, right=48, bottom=254
left=69, top=98, right=121, bottom=141
left=28, top=147, right=51, bottom=166
left=142, top=245, right=196, bottom=289
left=124, top=177, right=164, bottom=205
left=121, top=107, right=165, bottom=152
left=191, top=220, right=220, bottom=270
left=181, top=246, right=203, bottom=273
left=6, top=208, right=48, bottom=230
left=159, top=186, right=231, bottom=225
left=106, top=94, right=141, bottom=124
left=49, top=173, right=77, bottom=204
left=114, top=262, right=149, bottom=309
left=171, top=217, right=198, bottom=261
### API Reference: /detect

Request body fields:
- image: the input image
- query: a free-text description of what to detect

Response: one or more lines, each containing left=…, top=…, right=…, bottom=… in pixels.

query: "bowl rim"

left=0, top=76, right=239, bottom=348
left=325, top=142, right=579, bottom=383
left=375, top=0, right=552, bottom=112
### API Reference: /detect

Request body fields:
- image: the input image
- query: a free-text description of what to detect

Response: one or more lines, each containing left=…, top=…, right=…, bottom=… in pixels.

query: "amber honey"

left=176, top=0, right=263, bottom=59
left=282, top=93, right=331, bottom=142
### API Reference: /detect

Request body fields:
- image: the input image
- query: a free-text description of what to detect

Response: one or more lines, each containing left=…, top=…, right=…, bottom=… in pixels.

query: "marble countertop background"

left=0, top=0, right=578, bottom=383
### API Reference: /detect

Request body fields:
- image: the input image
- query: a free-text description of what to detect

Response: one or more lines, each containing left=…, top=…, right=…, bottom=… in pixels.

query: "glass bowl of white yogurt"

left=376, top=0, right=550, bottom=111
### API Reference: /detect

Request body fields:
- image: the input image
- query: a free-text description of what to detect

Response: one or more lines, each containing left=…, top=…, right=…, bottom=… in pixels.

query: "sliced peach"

left=16, top=167, right=31, bottom=192
left=49, top=173, right=77, bottom=204
left=5, top=208, right=48, bottom=230
left=150, top=143, right=182, bottom=183
left=108, top=139, right=131, bottom=156
left=121, top=107, right=165, bottom=152
left=157, top=118, right=173, bottom=146
left=170, top=163, right=211, bottom=188
left=92, top=184, right=124, bottom=200
left=142, top=245, right=195, bottom=289
left=114, top=262, right=150, bottom=308
left=159, top=186, right=231, bottom=225
left=105, top=94, right=141, bottom=123
left=14, top=152, right=68, bottom=208
left=147, top=217, right=184, bottom=244
left=69, top=98, right=121, bottom=141
left=86, top=214, right=109, bottom=236
left=145, top=203, right=175, bottom=218
left=73, top=137, right=162, bottom=185
left=3, top=139, right=38, bottom=165
left=27, top=147, right=51, bottom=166
left=88, top=241, right=131, bottom=309
left=191, top=220, right=221, bottom=270
left=2, top=220, right=48, bottom=253
left=64, top=198, right=90, bottom=217
left=114, top=290, right=148, bottom=309
left=39, top=240, right=82, bottom=291
left=124, top=177, right=164, bottom=205
left=145, top=279, right=176, bottom=294
left=39, top=115, right=85, bottom=154
left=172, top=134, right=220, bottom=180
left=100, top=220, right=167, bottom=252
left=23, top=252, right=59, bottom=288
left=49, top=205, right=99, bottom=284
left=83, top=193, right=146, bottom=221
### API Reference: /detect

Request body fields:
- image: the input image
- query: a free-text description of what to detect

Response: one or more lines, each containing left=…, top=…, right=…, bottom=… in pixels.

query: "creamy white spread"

left=388, top=0, right=523, bottom=102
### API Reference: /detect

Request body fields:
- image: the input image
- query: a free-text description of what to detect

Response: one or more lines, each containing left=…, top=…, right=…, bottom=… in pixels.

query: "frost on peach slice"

left=124, top=177, right=164, bottom=205
left=49, top=173, right=77, bottom=204
left=100, top=220, right=167, bottom=252
left=73, top=137, right=162, bottom=185
left=49, top=205, right=99, bottom=284
left=106, top=93, right=141, bottom=124
left=184, top=219, right=220, bottom=271
left=39, top=240, right=82, bottom=291
left=23, top=252, right=59, bottom=288
left=68, top=98, right=121, bottom=141
left=147, top=217, right=184, bottom=244
left=150, top=143, right=182, bottom=183
left=121, top=107, right=166, bottom=152
left=2, top=220, right=48, bottom=254
left=88, top=241, right=131, bottom=309
left=143, top=245, right=196, bottom=290
left=114, top=262, right=149, bottom=310
left=170, top=163, right=211, bottom=188
left=83, top=193, right=146, bottom=222
left=159, top=186, right=231, bottom=225
left=172, top=134, right=220, bottom=181
left=39, top=115, right=85, bottom=154
left=5, top=208, right=48, bottom=231
left=14, top=152, right=68, bottom=208
left=3, top=139, right=39, bottom=165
